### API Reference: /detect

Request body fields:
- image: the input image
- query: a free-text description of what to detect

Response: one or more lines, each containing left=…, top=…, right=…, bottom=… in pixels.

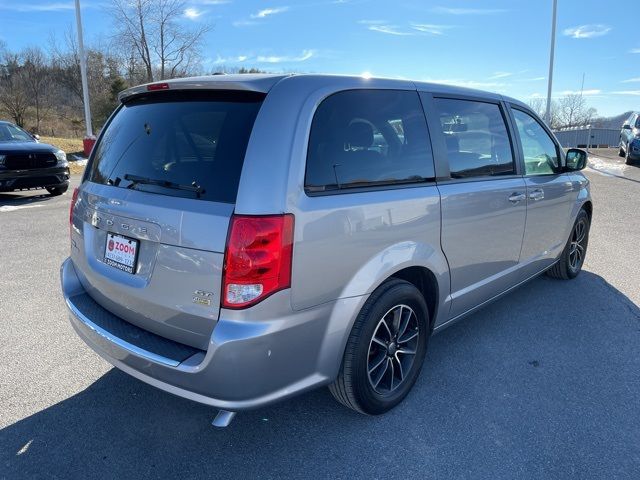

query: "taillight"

left=222, top=214, right=294, bottom=309
left=69, top=187, right=79, bottom=225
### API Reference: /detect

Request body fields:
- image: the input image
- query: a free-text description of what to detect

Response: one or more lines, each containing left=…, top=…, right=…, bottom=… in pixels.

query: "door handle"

left=508, top=192, right=526, bottom=203
left=529, top=189, right=545, bottom=201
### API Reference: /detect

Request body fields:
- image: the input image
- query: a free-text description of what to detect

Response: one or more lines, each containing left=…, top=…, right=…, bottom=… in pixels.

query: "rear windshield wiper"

left=121, top=173, right=205, bottom=197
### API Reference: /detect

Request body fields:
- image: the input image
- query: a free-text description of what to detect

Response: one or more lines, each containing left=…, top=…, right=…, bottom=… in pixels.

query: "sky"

left=0, top=0, right=638, bottom=117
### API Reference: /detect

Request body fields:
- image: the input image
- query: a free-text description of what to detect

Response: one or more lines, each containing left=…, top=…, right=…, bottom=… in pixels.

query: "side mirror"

left=565, top=148, right=587, bottom=171
left=32, top=133, right=40, bottom=141
left=623, top=124, right=632, bottom=130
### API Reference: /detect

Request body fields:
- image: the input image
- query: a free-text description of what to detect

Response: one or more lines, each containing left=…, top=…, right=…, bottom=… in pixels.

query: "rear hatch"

left=70, top=89, right=264, bottom=350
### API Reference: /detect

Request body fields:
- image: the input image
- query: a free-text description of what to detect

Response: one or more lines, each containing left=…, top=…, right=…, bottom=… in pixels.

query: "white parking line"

left=0, top=204, right=44, bottom=213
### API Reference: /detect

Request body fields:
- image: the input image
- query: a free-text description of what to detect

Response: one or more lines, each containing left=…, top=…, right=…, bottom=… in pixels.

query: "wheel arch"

left=581, top=200, right=593, bottom=222
left=390, top=266, right=439, bottom=329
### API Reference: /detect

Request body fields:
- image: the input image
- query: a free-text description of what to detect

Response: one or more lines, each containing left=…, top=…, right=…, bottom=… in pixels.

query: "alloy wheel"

left=367, top=304, right=420, bottom=395
left=568, top=218, right=587, bottom=271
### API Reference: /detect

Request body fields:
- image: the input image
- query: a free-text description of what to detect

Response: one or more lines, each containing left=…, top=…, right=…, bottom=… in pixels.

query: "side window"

left=512, top=108, right=561, bottom=176
left=433, top=98, right=515, bottom=179
left=305, top=90, right=434, bottom=192
left=635, top=115, right=640, bottom=129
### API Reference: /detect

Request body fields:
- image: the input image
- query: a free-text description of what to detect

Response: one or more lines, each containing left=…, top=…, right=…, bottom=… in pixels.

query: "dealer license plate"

left=104, top=233, right=139, bottom=274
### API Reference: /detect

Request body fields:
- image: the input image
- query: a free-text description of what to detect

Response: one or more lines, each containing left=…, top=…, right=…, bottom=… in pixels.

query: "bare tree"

left=559, top=94, right=585, bottom=128
left=528, top=97, right=561, bottom=130
left=22, top=47, right=50, bottom=132
left=111, top=0, right=209, bottom=82
left=0, top=52, right=29, bottom=127
left=556, top=94, right=597, bottom=128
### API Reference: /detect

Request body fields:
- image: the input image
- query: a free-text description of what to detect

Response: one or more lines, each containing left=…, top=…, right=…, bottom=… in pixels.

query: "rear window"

left=87, top=91, right=264, bottom=203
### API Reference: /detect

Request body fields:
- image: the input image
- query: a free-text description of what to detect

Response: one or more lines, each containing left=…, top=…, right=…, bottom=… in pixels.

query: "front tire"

left=329, top=279, right=429, bottom=415
left=619, top=141, right=626, bottom=158
left=626, top=145, right=635, bottom=165
left=547, top=209, right=590, bottom=280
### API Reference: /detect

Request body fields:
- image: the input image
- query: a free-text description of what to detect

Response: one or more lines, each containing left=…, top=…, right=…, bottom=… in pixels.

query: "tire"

left=626, top=145, right=635, bottom=165
left=547, top=209, right=590, bottom=280
left=329, top=278, right=430, bottom=415
left=46, top=185, right=68, bottom=196
left=619, top=139, right=626, bottom=158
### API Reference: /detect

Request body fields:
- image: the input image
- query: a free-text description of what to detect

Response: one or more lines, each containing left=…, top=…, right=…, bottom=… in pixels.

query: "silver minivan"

left=61, top=74, right=591, bottom=424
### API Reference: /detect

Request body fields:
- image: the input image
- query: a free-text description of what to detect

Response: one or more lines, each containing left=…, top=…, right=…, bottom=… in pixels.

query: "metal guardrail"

left=553, top=128, right=621, bottom=148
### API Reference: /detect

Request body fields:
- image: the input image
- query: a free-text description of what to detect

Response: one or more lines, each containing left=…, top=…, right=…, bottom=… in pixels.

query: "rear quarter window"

left=305, top=89, right=435, bottom=192
left=87, top=91, right=264, bottom=203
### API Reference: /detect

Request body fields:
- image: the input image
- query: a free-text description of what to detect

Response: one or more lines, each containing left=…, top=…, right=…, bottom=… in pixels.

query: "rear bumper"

left=61, top=258, right=362, bottom=410
left=0, top=166, right=70, bottom=191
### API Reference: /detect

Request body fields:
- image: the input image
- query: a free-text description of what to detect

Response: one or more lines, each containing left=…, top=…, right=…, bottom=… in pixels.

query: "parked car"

left=619, top=112, right=640, bottom=165
left=61, top=74, right=591, bottom=425
left=0, top=121, right=70, bottom=196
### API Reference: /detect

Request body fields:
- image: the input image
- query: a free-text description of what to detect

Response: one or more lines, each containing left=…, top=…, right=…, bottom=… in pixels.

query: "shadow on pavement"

left=2, top=271, right=639, bottom=479
left=0, top=191, right=59, bottom=207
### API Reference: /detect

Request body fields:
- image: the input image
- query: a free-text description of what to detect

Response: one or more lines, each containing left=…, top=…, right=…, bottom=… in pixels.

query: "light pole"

left=74, top=0, right=93, bottom=146
left=544, top=0, right=558, bottom=126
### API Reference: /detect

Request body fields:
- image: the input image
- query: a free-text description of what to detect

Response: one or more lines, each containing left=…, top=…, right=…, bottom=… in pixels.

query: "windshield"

left=0, top=123, right=34, bottom=143
left=87, top=90, right=264, bottom=203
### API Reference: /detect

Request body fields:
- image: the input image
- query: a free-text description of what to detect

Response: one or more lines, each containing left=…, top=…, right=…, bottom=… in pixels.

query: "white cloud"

left=213, top=54, right=249, bottom=64
left=256, top=49, right=314, bottom=63
left=213, top=50, right=315, bottom=65
left=630, top=48, right=640, bottom=54
left=520, top=76, right=546, bottom=82
left=0, top=2, right=75, bottom=11
left=560, top=89, right=601, bottom=96
left=611, top=90, right=640, bottom=96
left=410, top=23, right=452, bottom=35
left=184, top=7, right=203, bottom=19
left=489, top=71, right=513, bottom=80
left=368, top=25, right=414, bottom=36
left=251, top=6, right=288, bottom=19
left=362, top=21, right=452, bottom=36
left=431, top=6, right=507, bottom=15
left=622, top=77, right=640, bottom=83
left=563, top=24, right=611, bottom=39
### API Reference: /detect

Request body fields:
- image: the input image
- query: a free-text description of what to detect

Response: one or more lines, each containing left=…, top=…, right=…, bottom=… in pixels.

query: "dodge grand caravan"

left=61, top=74, right=591, bottom=424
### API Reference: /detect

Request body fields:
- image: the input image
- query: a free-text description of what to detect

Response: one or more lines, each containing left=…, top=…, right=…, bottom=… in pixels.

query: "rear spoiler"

left=118, top=74, right=292, bottom=103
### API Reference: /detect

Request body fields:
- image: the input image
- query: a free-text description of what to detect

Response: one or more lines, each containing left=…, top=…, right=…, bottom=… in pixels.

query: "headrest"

left=346, top=122, right=374, bottom=149
left=444, top=134, right=459, bottom=152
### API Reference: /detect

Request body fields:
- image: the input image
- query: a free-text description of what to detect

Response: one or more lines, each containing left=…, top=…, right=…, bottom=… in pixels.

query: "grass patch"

left=69, top=163, right=87, bottom=175
left=40, top=136, right=84, bottom=157
left=40, top=136, right=87, bottom=175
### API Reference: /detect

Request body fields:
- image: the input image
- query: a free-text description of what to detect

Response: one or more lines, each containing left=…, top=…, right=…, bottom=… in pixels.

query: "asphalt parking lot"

left=1, top=151, right=639, bottom=479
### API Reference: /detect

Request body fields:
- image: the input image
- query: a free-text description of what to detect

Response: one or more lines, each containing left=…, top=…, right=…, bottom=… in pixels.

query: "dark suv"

left=619, top=112, right=640, bottom=165
left=0, top=121, right=70, bottom=196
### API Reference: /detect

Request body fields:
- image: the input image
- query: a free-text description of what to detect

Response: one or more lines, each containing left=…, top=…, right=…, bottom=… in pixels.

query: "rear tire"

left=619, top=142, right=626, bottom=158
left=329, top=279, right=429, bottom=415
left=547, top=209, right=590, bottom=280
left=46, top=185, right=68, bottom=196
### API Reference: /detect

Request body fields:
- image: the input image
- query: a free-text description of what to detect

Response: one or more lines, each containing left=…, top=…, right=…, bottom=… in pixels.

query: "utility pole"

left=75, top=0, right=93, bottom=140
left=544, top=0, right=558, bottom=126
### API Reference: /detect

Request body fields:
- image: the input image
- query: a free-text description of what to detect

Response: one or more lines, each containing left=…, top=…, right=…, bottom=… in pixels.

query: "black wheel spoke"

left=367, top=304, right=420, bottom=395
left=398, top=330, right=418, bottom=344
